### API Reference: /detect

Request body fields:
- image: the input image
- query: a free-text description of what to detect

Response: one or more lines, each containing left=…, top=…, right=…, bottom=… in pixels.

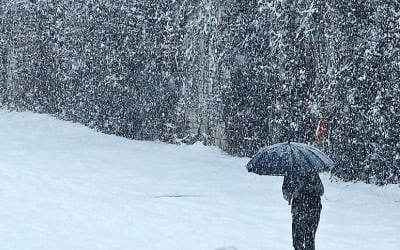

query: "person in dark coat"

left=282, top=172, right=324, bottom=250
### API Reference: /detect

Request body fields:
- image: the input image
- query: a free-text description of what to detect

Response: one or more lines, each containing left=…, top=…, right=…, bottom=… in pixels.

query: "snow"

left=0, top=110, right=399, bottom=250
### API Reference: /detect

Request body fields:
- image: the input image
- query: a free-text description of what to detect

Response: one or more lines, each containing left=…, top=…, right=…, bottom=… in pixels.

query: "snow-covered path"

left=0, top=110, right=398, bottom=250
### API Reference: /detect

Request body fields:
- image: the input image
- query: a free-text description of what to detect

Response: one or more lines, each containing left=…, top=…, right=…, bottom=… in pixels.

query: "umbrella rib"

left=289, top=143, right=295, bottom=174
left=295, top=146, right=317, bottom=172
left=304, top=146, right=330, bottom=169
left=311, top=147, right=333, bottom=165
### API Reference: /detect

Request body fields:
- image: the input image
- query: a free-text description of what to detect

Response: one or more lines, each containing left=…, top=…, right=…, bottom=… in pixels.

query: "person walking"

left=282, top=172, right=324, bottom=250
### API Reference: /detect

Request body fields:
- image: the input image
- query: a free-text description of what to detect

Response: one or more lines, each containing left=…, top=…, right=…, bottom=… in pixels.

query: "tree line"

left=1, top=0, right=399, bottom=184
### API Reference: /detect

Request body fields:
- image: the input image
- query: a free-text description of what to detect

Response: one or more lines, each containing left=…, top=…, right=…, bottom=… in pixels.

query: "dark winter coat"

left=282, top=173, right=324, bottom=215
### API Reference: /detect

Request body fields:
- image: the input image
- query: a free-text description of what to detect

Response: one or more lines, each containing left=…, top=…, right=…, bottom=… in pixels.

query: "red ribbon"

left=315, top=118, right=326, bottom=143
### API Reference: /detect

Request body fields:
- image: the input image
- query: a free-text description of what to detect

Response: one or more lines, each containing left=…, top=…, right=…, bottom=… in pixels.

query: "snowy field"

left=0, top=109, right=399, bottom=250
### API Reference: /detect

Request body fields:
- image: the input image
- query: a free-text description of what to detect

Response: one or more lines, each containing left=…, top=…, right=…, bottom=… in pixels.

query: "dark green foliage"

left=0, top=0, right=399, bottom=184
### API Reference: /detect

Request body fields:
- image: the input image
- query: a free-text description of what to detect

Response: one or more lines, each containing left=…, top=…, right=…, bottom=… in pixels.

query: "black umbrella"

left=246, top=142, right=333, bottom=176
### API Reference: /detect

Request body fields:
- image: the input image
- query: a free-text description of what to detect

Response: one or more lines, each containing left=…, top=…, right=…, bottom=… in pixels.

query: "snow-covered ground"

left=0, top=110, right=398, bottom=250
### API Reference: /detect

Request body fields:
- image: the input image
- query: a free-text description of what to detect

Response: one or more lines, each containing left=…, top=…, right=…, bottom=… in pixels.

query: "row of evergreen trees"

left=1, top=0, right=399, bottom=184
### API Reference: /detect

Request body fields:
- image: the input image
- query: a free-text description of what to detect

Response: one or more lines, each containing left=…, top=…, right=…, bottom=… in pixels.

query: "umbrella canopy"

left=246, top=142, right=333, bottom=176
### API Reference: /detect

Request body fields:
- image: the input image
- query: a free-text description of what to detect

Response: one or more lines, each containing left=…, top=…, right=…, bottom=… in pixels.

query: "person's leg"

left=292, top=214, right=306, bottom=250
left=304, top=210, right=321, bottom=250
